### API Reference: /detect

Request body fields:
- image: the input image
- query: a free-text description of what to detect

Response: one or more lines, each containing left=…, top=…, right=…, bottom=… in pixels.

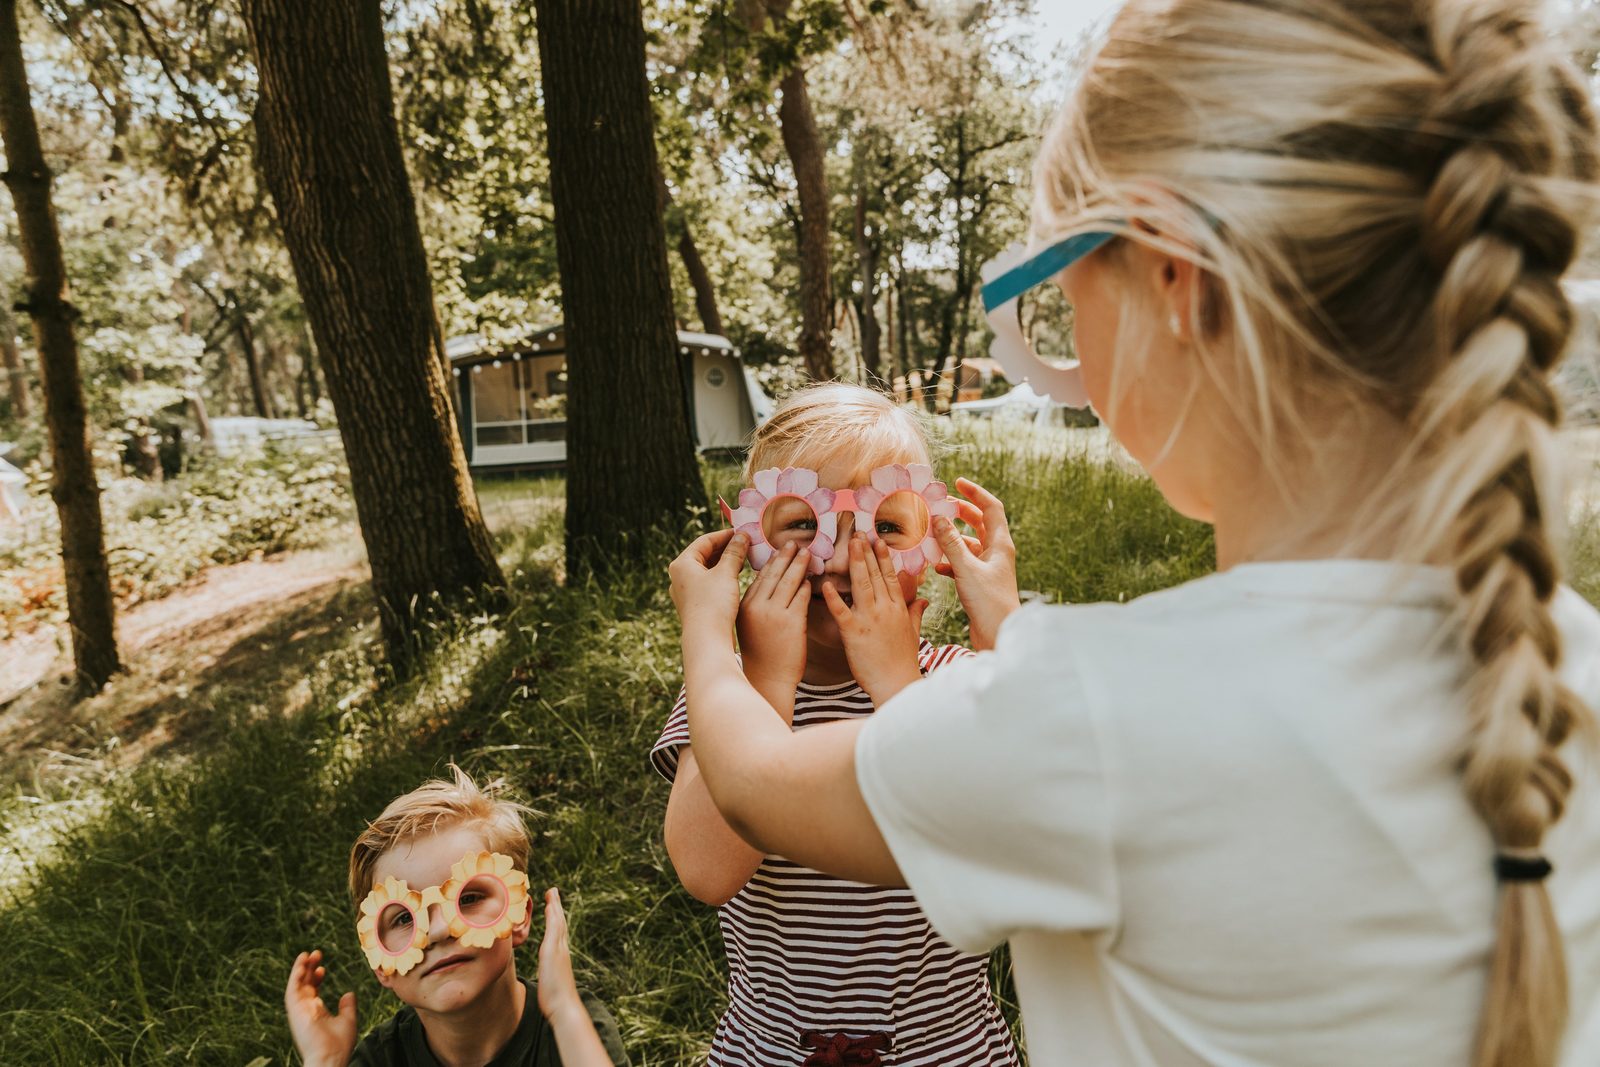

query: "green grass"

left=0, top=422, right=1593, bottom=1065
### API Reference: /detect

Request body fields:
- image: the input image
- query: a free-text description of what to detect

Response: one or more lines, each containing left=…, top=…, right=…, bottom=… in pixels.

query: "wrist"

left=544, top=995, right=591, bottom=1035
left=864, top=663, right=924, bottom=708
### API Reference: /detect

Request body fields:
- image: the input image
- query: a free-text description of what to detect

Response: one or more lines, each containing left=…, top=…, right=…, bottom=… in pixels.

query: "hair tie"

left=1494, top=853, right=1553, bottom=882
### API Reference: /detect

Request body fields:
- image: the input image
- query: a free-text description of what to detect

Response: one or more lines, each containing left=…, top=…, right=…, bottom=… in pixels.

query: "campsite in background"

left=0, top=1, right=1598, bottom=1063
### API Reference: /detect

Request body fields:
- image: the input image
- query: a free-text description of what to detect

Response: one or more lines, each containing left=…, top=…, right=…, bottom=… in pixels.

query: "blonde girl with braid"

left=667, top=1, right=1600, bottom=1065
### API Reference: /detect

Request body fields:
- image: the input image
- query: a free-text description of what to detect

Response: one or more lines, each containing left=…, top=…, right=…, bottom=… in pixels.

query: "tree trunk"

left=678, top=227, right=724, bottom=337
left=776, top=68, right=833, bottom=380
left=742, top=0, right=832, bottom=380
left=235, top=313, right=276, bottom=420
left=242, top=0, right=505, bottom=661
left=853, top=183, right=883, bottom=387
left=120, top=359, right=161, bottom=479
left=534, top=0, right=703, bottom=576
left=0, top=294, right=28, bottom=418
left=0, top=0, right=121, bottom=690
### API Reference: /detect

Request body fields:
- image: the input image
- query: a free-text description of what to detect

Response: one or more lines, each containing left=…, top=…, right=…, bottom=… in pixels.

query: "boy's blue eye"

left=875, top=520, right=903, bottom=537
left=788, top=518, right=818, bottom=532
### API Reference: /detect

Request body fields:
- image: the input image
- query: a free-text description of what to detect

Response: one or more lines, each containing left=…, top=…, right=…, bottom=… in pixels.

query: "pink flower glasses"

left=721, top=463, right=958, bottom=575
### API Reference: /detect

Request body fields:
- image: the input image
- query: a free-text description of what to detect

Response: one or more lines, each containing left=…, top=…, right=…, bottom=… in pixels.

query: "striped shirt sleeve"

left=649, top=685, right=690, bottom=782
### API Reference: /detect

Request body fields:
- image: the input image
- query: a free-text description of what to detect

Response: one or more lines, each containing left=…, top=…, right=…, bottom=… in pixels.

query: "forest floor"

left=0, top=546, right=370, bottom=779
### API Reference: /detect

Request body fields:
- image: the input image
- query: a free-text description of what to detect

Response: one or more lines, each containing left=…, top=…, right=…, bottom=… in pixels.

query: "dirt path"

left=0, top=546, right=371, bottom=779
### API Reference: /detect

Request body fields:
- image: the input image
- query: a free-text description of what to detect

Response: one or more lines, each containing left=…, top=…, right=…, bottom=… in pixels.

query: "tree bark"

left=534, top=0, right=703, bottom=575
left=235, top=312, right=276, bottom=419
left=657, top=173, right=725, bottom=336
left=775, top=67, right=833, bottom=381
left=0, top=294, right=28, bottom=418
left=0, top=0, right=121, bottom=690
left=241, top=0, right=505, bottom=661
left=741, top=0, right=832, bottom=380
left=677, top=227, right=724, bottom=337
left=853, top=182, right=883, bottom=387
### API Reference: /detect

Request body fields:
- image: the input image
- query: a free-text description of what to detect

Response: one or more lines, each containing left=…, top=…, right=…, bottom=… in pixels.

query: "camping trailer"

left=448, top=327, right=771, bottom=471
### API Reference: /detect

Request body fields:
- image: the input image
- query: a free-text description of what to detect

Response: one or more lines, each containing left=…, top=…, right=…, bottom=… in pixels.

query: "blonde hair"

left=746, top=383, right=938, bottom=479
left=348, top=765, right=532, bottom=900
left=1036, top=3, right=1597, bottom=1065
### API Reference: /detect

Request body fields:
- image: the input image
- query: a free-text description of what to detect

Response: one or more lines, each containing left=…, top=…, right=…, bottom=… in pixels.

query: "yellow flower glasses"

left=356, top=851, right=531, bottom=975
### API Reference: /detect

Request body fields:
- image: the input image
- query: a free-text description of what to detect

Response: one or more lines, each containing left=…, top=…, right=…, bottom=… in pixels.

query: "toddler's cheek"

left=898, top=570, right=922, bottom=604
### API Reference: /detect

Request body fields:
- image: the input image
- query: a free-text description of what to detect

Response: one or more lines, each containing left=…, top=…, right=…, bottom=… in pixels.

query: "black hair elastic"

left=1494, top=854, right=1554, bottom=883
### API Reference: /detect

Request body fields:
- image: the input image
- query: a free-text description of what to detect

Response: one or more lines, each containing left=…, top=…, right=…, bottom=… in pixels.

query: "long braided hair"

left=1033, top=2, right=1598, bottom=1064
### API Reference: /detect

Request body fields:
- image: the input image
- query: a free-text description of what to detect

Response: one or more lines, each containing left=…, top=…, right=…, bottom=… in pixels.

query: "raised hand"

left=821, top=535, right=926, bottom=707
left=931, top=478, right=1021, bottom=651
left=284, top=949, right=357, bottom=1067
left=669, top=528, right=749, bottom=637
left=736, top=541, right=811, bottom=701
left=536, top=888, right=616, bottom=1067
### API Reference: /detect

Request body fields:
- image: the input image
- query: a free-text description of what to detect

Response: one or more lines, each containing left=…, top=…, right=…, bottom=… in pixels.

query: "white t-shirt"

left=856, top=561, right=1600, bottom=1067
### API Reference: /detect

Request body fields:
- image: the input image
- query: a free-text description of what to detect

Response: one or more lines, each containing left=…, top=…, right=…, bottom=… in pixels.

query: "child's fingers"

left=774, top=547, right=811, bottom=606
left=954, top=478, right=1014, bottom=551
left=952, top=498, right=986, bottom=537
left=820, top=580, right=853, bottom=625
left=932, top=535, right=983, bottom=578
left=872, top=540, right=900, bottom=602
left=751, top=542, right=796, bottom=599
left=848, top=535, right=874, bottom=605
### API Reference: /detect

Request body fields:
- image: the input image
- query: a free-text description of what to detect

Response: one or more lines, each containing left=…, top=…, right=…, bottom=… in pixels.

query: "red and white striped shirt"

left=652, top=641, right=1021, bottom=1067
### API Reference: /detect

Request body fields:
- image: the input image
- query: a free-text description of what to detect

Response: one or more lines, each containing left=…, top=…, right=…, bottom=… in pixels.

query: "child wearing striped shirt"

left=652, top=384, right=1019, bottom=1067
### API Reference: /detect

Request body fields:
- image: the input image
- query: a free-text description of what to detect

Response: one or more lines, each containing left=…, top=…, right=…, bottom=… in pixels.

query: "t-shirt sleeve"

left=579, top=989, right=632, bottom=1066
left=648, top=685, right=690, bottom=782
left=856, top=604, right=1119, bottom=955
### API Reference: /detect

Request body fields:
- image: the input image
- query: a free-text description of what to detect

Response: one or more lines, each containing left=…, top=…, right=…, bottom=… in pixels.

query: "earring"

left=1169, top=313, right=1183, bottom=338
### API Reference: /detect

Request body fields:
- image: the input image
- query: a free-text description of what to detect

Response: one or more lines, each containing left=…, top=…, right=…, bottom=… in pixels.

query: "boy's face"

left=369, top=823, right=530, bottom=1014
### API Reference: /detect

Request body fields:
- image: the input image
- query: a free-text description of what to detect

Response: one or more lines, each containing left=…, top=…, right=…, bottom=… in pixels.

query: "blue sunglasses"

left=980, top=230, right=1118, bottom=314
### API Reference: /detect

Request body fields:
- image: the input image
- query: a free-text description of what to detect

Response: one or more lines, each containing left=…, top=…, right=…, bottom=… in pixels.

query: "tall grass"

left=3, top=422, right=1594, bottom=1065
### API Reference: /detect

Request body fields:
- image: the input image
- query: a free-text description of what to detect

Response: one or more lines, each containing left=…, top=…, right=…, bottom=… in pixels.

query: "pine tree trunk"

left=0, top=0, right=120, bottom=690
left=241, top=0, right=505, bottom=660
left=534, top=0, right=702, bottom=575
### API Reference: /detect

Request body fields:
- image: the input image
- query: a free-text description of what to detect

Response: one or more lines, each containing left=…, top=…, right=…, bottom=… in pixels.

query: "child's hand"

left=284, top=950, right=357, bottom=1067
left=933, top=478, right=1021, bottom=651
left=669, top=529, right=748, bottom=637
left=536, top=888, right=587, bottom=1031
left=737, top=541, right=810, bottom=697
left=822, top=535, right=927, bottom=707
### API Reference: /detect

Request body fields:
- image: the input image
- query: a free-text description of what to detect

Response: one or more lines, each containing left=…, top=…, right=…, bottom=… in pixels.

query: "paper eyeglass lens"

left=761, top=495, right=820, bottom=552
left=454, top=874, right=511, bottom=928
left=378, top=901, right=420, bottom=954
left=873, top=491, right=930, bottom=550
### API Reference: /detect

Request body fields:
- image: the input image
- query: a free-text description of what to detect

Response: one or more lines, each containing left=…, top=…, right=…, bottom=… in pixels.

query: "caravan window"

left=473, top=354, right=568, bottom=450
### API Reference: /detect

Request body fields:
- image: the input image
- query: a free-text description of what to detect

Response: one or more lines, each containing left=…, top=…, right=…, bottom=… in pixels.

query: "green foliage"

left=0, top=442, right=352, bottom=638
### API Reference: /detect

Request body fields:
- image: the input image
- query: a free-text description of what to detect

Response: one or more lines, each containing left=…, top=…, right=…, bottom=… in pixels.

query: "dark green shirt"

left=349, top=980, right=629, bottom=1067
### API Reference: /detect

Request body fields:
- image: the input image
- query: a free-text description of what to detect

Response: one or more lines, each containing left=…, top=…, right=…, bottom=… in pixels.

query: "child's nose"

left=426, top=903, right=451, bottom=944
left=823, top=513, right=856, bottom=574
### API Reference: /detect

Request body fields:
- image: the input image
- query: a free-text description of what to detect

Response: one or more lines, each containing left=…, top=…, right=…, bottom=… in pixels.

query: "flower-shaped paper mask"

left=722, top=463, right=958, bottom=575
left=356, top=850, right=531, bottom=975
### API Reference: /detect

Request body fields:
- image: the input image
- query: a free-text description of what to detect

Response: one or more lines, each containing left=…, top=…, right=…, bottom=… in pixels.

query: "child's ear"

left=374, top=966, right=398, bottom=992
left=509, top=898, right=534, bottom=949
